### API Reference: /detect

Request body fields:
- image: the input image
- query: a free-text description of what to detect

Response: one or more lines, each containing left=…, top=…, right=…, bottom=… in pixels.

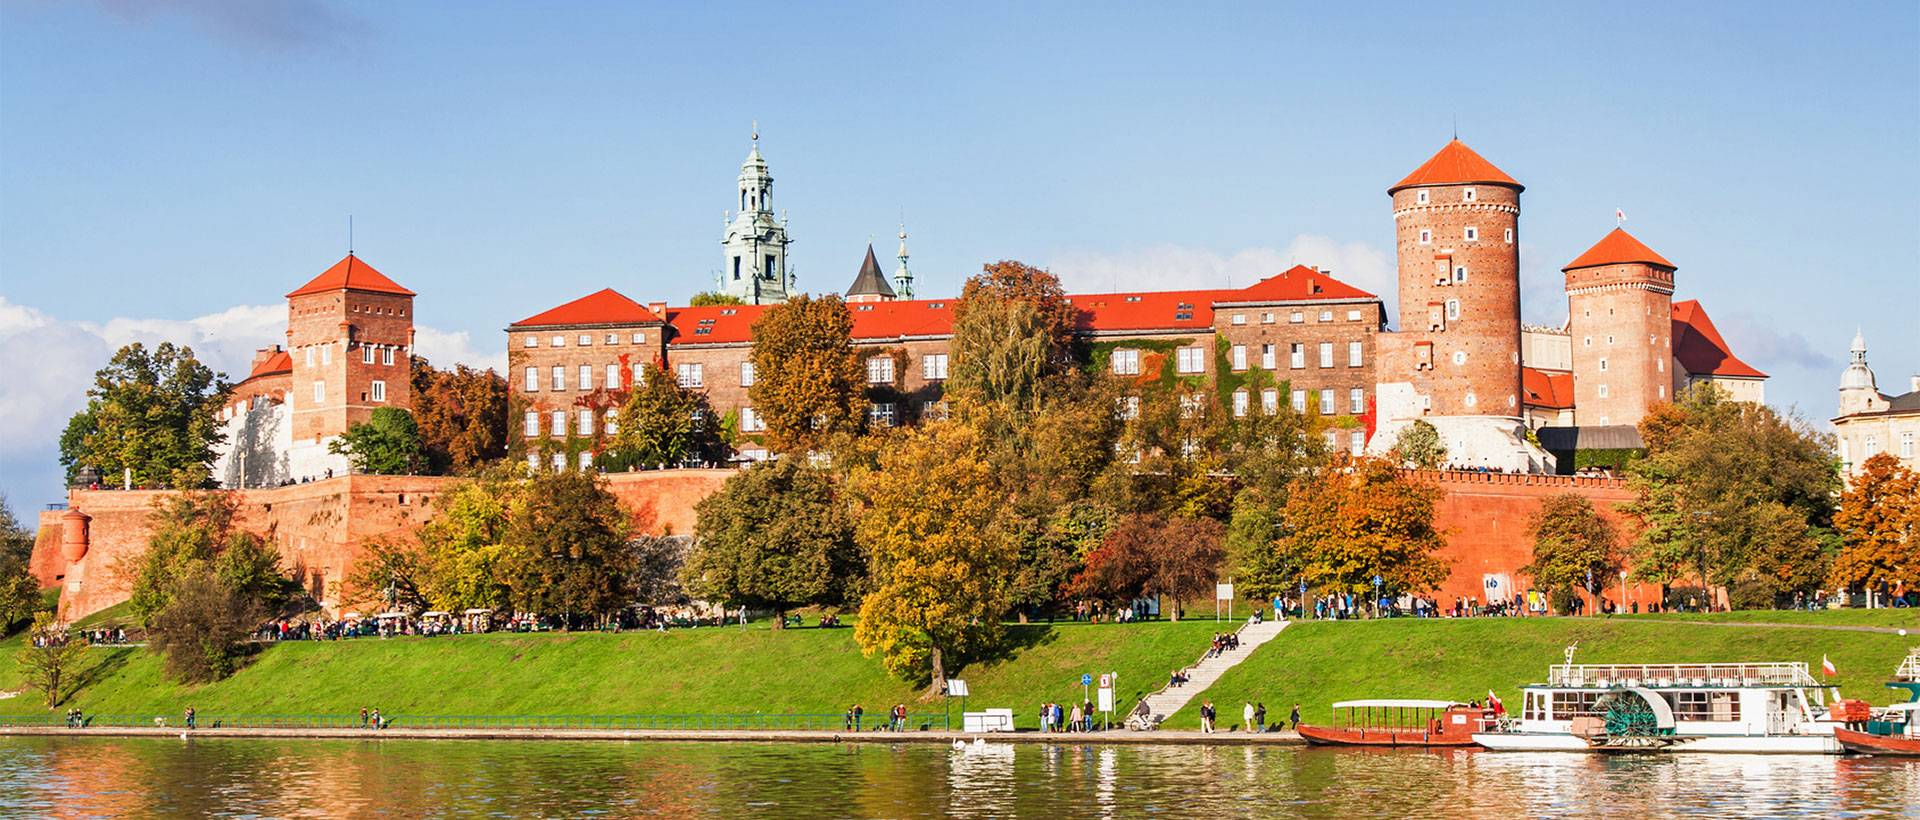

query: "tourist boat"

left=1833, top=647, right=1920, bottom=756
left=1297, top=699, right=1496, bottom=747
left=1471, top=649, right=1842, bottom=754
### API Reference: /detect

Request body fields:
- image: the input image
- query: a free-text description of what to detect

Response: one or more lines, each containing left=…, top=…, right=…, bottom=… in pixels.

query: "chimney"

left=1911, top=374, right=1919, bottom=394
left=648, top=302, right=667, bottom=318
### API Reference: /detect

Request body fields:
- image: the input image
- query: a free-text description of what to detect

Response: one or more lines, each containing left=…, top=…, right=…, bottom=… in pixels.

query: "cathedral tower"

left=1387, top=139, right=1524, bottom=416
left=1563, top=228, right=1675, bottom=427
left=719, top=131, right=793, bottom=304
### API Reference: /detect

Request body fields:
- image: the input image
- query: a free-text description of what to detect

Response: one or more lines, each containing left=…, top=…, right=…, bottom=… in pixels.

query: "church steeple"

left=893, top=221, right=915, bottom=299
left=719, top=124, right=793, bottom=304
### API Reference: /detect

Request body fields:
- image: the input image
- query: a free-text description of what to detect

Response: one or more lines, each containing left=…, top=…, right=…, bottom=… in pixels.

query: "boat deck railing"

left=1548, top=662, right=1817, bottom=688
left=1896, top=650, right=1920, bottom=683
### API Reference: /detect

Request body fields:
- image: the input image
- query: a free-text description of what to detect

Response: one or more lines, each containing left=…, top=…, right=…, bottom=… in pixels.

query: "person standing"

left=1082, top=698, right=1094, bottom=732
left=1289, top=703, right=1301, bottom=730
left=184, top=707, right=195, bottom=730
left=1255, top=702, right=1267, bottom=732
left=1200, top=701, right=1215, bottom=733
left=1242, top=701, right=1255, bottom=732
left=360, top=707, right=369, bottom=728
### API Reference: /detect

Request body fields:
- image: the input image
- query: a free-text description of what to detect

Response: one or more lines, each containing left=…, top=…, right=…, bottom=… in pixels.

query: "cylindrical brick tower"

left=1563, top=228, right=1676, bottom=428
left=1388, top=139, right=1523, bottom=416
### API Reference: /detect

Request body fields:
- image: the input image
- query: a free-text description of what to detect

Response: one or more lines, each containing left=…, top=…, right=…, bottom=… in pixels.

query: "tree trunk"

left=772, top=607, right=785, bottom=630
left=1169, top=597, right=1180, bottom=622
left=1017, top=607, right=1029, bottom=625
left=928, top=645, right=947, bottom=698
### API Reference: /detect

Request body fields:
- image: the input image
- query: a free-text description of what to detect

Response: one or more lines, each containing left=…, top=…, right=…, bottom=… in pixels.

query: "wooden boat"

left=1297, top=699, right=1496, bottom=747
left=1833, top=648, right=1920, bottom=756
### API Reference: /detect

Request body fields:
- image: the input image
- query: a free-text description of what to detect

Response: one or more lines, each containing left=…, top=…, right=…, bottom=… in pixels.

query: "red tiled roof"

left=1389, top=139, right=1522, bottom=193
left=511, top=289, right=663, bottom=328
left=240, top=350, right=292, bottom=384
left=287, top=254, right=415, bottom=298
left=1671, top=300, right=1767, bottom=379
left=1563, top=228, right=1675, bottom=271
left=1521, top=366, right=1574, bottom=409
left=665, top=303, right=772, bottom=345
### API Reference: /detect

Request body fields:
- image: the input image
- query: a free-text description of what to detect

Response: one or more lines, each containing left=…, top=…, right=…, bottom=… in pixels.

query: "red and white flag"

left=1615, top=208, right=1626, bottom=225
left=1822, top=655, right=1837, bottom=677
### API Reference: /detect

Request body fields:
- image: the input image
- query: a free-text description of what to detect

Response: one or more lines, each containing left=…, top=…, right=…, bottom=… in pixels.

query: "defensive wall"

left=34, top=466, right=1642, bottom=623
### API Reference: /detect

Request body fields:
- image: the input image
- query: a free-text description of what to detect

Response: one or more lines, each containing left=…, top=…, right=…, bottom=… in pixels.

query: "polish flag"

left=1616, top=208, right=1626, bottom=223
left=1822, top=655, right=1837, bottom=677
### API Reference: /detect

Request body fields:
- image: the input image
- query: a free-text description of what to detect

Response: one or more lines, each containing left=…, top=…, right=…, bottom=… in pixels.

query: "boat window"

left=1550, top=691, right=1603, bottom=719
left=1667, top=691, right=1741, bottom=722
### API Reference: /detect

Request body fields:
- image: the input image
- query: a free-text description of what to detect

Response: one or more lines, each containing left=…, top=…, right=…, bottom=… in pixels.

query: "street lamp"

left=1688, top=510, right=1713, bottom=612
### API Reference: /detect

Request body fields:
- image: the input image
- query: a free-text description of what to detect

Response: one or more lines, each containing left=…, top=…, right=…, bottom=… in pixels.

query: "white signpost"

left=1216, top=581, right=1234, bottom=621
left=1097, top=673, right=1115, bottom=728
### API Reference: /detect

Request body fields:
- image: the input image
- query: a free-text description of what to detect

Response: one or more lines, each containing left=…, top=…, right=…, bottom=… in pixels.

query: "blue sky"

left=2, top=1, right=1915, bottom=509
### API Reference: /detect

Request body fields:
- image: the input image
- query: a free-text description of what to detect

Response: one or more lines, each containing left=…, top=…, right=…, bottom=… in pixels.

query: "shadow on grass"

left=959, top=623, right=1060, bottom=672
left=65, top=645, right=136, bottom=706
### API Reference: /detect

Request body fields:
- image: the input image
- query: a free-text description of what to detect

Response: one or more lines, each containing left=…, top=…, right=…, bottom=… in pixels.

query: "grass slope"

left=1616, top=609, right=1920, bottom=629
left=0, top=619, right=1227, bottom=729
left=1158, top=617, right=1913, bottom=730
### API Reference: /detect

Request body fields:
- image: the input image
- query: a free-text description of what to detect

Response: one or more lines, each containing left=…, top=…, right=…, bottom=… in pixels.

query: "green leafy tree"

left=748, top=294, right=864, bottom=452
left=329, top=407, right=423, bottom=474
left=17, top=612, right=87, bottom=708
left=128, top=492, right=294, bottom=682
left=0, top=496, right=46, bottom=634
left=127, top=492, right=240, bottom=626
left=1246, top=456, right=1450, bottom=602
left=147, top=575, right=257, bottom=684
left=502, top=470, right=634, bottom=626
left=855, top=424, right=1015, bottom=691
left=683, top=459, right=861, bottom=627
left=1002, top=501, right=1116, bottom=621
left=59, top=342, right=228, bottom=488
left=610, top=362, right=714, bottom=468
left=947, top=297, right=1056, bottom=425
left=344, top=537, right=434, bottom=614
left=1067, top=512, right=1225, bottom=620
left=411, top=358, right=510, bottom=474
left=0, top=494, right=36, bottom=563
left=1831, top=453, right=1920, bottom=594
left=1390, top=419, right=1446, bottom=469
left=689, top=291, right=746, bottom=306
left=414, top=471, right=519, bottom=613
left=1522, top=493, right=1622, bottom=614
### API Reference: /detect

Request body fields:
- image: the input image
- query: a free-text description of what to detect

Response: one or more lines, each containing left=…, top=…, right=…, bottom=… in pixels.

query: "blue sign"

left=1081, top=674, right=1092, bottom=686
left=1373, top=575, right=1383, bottom=587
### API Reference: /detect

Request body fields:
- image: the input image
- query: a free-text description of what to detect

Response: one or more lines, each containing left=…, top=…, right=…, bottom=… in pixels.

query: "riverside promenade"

left=2, top=725, right=1306, bottom=746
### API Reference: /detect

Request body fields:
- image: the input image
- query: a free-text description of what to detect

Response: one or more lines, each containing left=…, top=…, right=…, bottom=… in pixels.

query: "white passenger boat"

left=1472, top=650, right=1842, bottom=754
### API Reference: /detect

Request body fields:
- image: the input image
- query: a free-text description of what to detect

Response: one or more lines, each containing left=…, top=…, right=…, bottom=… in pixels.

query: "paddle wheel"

left=1585, top=691, right=1679, bottom=752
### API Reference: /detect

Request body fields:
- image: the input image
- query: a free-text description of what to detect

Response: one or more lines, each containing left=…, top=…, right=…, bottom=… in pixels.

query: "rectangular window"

left=1464, top=227, right=1479, bottom=241
left=579, top=409, right=594, bottom=436
left=313, top=381, right=325, bottom=402
left=551, top=335, right=565, bottom=347
left=528, top=452, right=541, bottom=471
left=1319, top=391, right=1334, bottom=415
left=740, top=361, right=755, bottom=387
left=370, top=381, right=386, bottom=402
left=1445, top=300, right=1461, bottom=321
left=923, top=353, right=948, bottom=380
left=607, top=333, right=620, bottom=345
left=580, top=451, right=594, bottom=471
left=607, top=364, right=620, bottom=389
left=524, top=336, right=538, bottom=348
left=1290, top=344, right=1305, bottom=369
left=524, top=411, right=539, bottom=437
left=1261, top=312, right=1275, bottom=324
left=1319, top=342, right=1333, bottom=368
left=1319, top=310, right=1332, bottom=322
left=677, top=363, right=703, bottom=388
left=1598, top=358, right=1609, bottom=372
left=362, top=345, right=375, bottom=364
left=605, top=409, right=619, bottom=436
left=1292, top=390, right=1306, bottom=414
left=552, top=452, right=566, bottom=471
left=632, top=332, right=646, bottom=344
left=578, top=334, right=592, bottom=347
left=551, top=366, right=565, bottom=391
left=1350, top=388, right=1365, bottom=414
left=306, top=347, right=315, bottom=367
left=1351, top=430, right=1366, bottom=455
left=1505, top=228, right=1514, bottom=243
left=383, top=347, right=396, bottom=366
left=1176, top=348, right=1205, bottom=374
left=869, top=402, right=895, bottom=427
left=552, top=411, right=567, bottom=436
left=1116, top=396, right=1140, bottom=421
left=1111, top=349, right=1140, bottom=376
left=321, top=345, right=331, bottom=365
left=1290, top=311, right=1304, bottom=323
left=1323, top=430, right=1339, bottom=450
left=741, top=407, right=763, bottom=432
left=1231, top=314, right=1246, bottom=326
left=632, top=363, right=645, bottom=386
left=525, top=367, right=539, bottom=392
left=867, top=356, right=894, bottom=384
left=1349, top=341, right=1363, bottom=367
left=1233, top=390, right=1249, bottom=418
left=1231, top=345, right=1247, bottom=371
left=1418, top=229, right=1432, bottom=245
left=1348, top=309, right=1362, bottom=321
left=1261, top=388, right=1278, bottom=415
left=1454, top=266, right=1468, bottom=283
left=1598, top=384, right=1610, bottom=398
left=1261, top=344, right=1276, bottom=369
left=923, top=400, right=950, bottom=421
left=1178, top=393, right=1203, bottom=419
left=579, top=365, right=593, bottom=391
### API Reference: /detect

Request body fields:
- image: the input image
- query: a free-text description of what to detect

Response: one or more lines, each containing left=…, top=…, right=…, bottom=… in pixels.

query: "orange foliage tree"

left=410, top=358, right=509, bottom=474
left=1831, top=453, right=1920, bottom=593
left=747, top=294, right=864, bottom=453
left=1253, top=456, right=1450, bottom=601
left=1067, top=512, right=1224, bottom=621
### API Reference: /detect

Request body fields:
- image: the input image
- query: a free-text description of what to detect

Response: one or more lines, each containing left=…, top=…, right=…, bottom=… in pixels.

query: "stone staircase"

left=1126, top=619, right=1290, bottom=729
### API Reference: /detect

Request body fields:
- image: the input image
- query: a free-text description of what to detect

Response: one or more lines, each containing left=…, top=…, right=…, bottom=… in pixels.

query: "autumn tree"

left=344, top=537, right=434, bottom=614
left=1623, top=384, right=1837, bottom=603
left=954, top=260, right=1078, bottom=361
left=1068, top=512, right=1225, bottom=620
left=410, top=359, right=509, bottom=474
left=1523, top=493, right=1622, bottom=614
left=683, top=459, right=861, bottom=627
left=501, top=469, right=634, bottom=626
left=0, top=497, right=45, bottom=633
left=17, top=612, right=86, bottom=708
left=748, top=294, right=864, bottom=452
left=609, top=362, right=715, bottom=469
left=1831, top=453, right=1920, bottom=594
left=1390, top=420, right=1446, bottom=469
left=147, top=575, right=258, bottom=683
left=59, top=342, right=228, bottom=488
left=1001, top=500, right=1117, bottom=622
left=413, top=470, right=518, bottom=613
left=329, top=407, right=423, bottom=474
left=689, top=291, right=745, bottom=307
left=855, top=423, right=1015, bottom=691
left=1243, top=456, right=1450, bottom=602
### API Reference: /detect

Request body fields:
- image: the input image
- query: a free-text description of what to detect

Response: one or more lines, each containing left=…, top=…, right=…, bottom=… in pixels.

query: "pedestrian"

left=1070, top=703, right=1083, bottom=734
left=1255, top=702, right=1267, bottom=732
left=1200, top=701, right=1215, bottom=733
left=185, top=707, right=195, bottom=730
left=1082, top=698, right=1094, bottom=732
left=360, top=707, right=369, bottom=728
left=1289, top=703, right=1301, bottom=730
left=1243, top=701, right=1255, bottom=732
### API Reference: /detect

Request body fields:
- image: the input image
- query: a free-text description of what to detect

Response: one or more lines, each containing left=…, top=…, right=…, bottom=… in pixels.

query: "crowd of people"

left=1038, top=699, right=1096, bottom=732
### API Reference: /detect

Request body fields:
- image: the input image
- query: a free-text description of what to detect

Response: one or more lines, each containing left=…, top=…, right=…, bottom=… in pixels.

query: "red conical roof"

left=1389, top=139, right=1522, bottom=193
left=1563, top=228, right=1675, bottom=271
left=287, top=254, right=415, bottom=298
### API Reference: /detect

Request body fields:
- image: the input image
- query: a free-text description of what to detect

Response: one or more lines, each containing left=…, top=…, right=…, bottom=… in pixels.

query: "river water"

left=0, top=737, right=1912, bottom=819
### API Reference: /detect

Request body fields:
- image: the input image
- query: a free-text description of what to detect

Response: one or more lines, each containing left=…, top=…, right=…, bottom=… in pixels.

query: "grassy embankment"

left=1616, top=608, right=1920, bottom=629
left=0, top=615, right=1232, bottom=728
left=1155, top=615, right=1916, bottom=730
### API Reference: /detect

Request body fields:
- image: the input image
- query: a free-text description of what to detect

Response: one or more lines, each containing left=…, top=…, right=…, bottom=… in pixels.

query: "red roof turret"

left=1563, top=228, right=1675, bottom=271
left=1389, top=139, right=1522, bottom=194
left=287, top=254, right=415, bottom=298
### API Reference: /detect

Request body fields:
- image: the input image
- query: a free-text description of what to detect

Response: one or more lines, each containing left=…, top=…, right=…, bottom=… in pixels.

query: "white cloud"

left=1716, top=313, right=1836, bottom=374
left=414, top=327, right=505, bottom=374
left=1046, top=234, right=1397, bottom=316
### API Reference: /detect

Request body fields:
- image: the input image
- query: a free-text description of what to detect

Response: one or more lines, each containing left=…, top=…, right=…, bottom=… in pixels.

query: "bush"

left=147, top=576, right=259, bottom=684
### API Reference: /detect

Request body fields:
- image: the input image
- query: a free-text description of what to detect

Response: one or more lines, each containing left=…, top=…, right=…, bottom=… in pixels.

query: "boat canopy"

left=1331, top=699, right=1461, bottom=710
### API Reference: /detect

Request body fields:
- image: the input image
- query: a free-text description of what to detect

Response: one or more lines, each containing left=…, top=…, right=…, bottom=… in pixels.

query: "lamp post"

left=1689, top=510, right=1713, bottom=612
left=1619, top=570, right=1629, bottom=614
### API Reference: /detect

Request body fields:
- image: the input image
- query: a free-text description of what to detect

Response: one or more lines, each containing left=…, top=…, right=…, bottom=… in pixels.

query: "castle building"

left=1834, top=331, right=1920, bottom=481
left=716, top=136, right=793, bottom=304
left=211, top=254, right=416, bottom=486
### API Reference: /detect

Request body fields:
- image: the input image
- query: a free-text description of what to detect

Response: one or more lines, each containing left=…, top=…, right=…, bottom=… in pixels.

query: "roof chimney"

left=1911, top=374, right=1919, bottom=394
left=648, top=302, right=667, bottom=319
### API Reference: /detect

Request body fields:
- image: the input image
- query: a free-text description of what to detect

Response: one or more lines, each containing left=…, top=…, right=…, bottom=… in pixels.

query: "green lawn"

left=1615, top=609, right=1920, bottom=629
left=1157, top=617, right=1913, bottom=730
left=0, top=617, right=1226, bottom=729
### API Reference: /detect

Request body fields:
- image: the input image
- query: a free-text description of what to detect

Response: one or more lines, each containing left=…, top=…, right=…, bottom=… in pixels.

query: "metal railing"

left=1898, top=650, right=1920, bottom=683
left=1548, top=662, right=1817, bottom=688
left=0, top=713, right=951, bottom=732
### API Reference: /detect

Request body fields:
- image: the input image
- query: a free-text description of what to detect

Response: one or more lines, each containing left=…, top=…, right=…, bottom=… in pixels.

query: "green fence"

left=2, top=713, right=951, bottom=732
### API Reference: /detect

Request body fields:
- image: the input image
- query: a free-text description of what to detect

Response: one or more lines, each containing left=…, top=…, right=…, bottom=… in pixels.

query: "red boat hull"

left=1296, top=723, right=1480, bottom=747
left=1835, top=727, right=1920, bottom=756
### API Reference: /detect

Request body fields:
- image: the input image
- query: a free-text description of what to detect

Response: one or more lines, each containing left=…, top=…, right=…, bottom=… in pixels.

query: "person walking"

left=1069, top=703, right=1083, bottom=734
left=1255, top=702, right=1267, bottom=733
left=360, top=707, right=369, bottom=728
left=184, top=707, right=195, bottom=730
left=1242, top=701, right=1256, bottom=732
left=1200, top=701, right=1215, bottom=733
left=1289, top=703, right=1301, bottom=730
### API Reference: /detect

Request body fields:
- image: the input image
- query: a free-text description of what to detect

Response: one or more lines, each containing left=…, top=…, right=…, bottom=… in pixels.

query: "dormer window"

left=721, top=308, right=738, bottom=315
left=1125, top=296, right=1141, bottom=302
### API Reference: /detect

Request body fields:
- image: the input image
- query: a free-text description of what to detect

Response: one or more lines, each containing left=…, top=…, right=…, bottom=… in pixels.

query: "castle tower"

left=1388, top=139, right=1524, bottom=416
left=719, top=130, right=793, bottom=304
left=285, top=254, right=415, bottom=469
left=1837, top=329, right=1883, bottom=417
left=892, top=223, right=915, bottom=299
left=1563, top=228, right=1675, bottom=427
left=845, top=244, right=897, bottom=303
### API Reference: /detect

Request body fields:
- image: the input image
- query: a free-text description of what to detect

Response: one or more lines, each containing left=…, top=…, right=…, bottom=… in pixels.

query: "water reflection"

left=0, top=737, right=1912, bottom=820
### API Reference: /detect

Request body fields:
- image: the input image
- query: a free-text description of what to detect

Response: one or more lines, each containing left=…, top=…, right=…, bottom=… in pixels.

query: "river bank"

left=0, top=725, right=1306, bottom=745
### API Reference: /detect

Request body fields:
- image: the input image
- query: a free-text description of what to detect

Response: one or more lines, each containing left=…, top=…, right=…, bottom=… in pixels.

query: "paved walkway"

left=1, top=725, right=1305, bottom=746
left=1131, top=619, right=1289, bottom=728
